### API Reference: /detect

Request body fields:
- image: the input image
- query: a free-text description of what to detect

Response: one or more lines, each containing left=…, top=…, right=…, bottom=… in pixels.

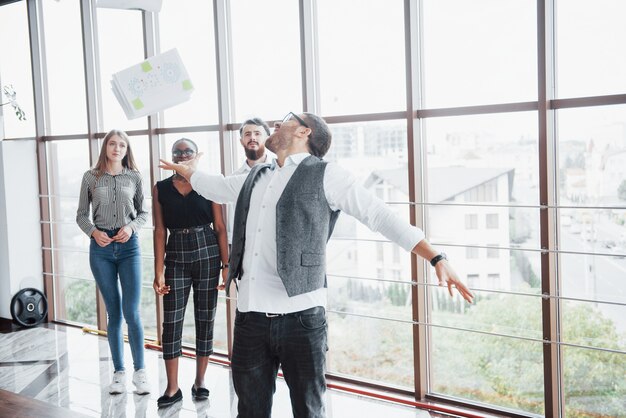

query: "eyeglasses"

left=282, top=112, right=309, bottom=128
left=172, top=148, right=196, bottom=158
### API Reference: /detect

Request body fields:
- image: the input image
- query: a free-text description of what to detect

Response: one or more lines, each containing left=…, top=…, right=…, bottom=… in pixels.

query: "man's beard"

left=245, top=146, right=265, bottom=161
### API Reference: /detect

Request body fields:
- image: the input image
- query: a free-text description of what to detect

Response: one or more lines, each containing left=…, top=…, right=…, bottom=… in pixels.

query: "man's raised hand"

left=158, top=152, right=203, bottom=182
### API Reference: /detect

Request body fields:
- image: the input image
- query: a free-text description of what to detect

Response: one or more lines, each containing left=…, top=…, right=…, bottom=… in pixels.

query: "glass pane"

left=42, top=0, right=87, bottom=135
left=53, top=248, right=93, bottom=280
left=47, top=140, right=92, bottom=323
left=231, top=0, right=302, bottom=121
left=562, top=346, right=626, bottom=417
left=560, top=253, right=626, bottom=334
left=430, top=206, right=540, bottom=251
left=557, top=105, right=626, bottom=207
left=97, top=8, right=147, bottom=131
left=52, top=221, right=88, bottom=251
left=54, top=250, right=90, bottom=283
left=139, top=230, right=154, bottom=284
left=558, top=207, right=626, bottom=257
left=324, top=120, right=412, bottom=388
left=326, top=120, right=410, bottom=295
left=557, top=104, right=626, bottom=338
left=318, top=0, right=405, bottom=115
left=324, top=120, right=408, bottom=183
left=431, top=326, right=544, bottom=415
left=561, top=300, right=625, bottom=352
left=425, top=112, right=539, bottom=205
left=557, top=104, right=626, bottom=259
left=51, top=197, right=82, bottom=224
left=140, top=283, right=157, bottom=339
left=47, top=139, right=90, bottom=196
left=425, top=112, right=539, bottom=297
left=47, top=139, right=91, bottom=259
left=0, top=2, right=36, bottom=138
left=55, top=277, right=97, bottom=326
left=328, top=313, right=413, bottom=389
left=422, top=0, right=537, bottom=108
left=432, top=287, right=542, bottom=340
left=328, top=274, right=413, bottom=322
left=159, top=0, right=219, bottom=127
left=125, top=135, right=153, bottom=197
left=556, top=0, right=626, bottom=98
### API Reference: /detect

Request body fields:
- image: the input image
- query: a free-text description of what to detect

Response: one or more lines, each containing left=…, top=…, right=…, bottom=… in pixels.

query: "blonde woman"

left=76, top=129, right=150, bottom=395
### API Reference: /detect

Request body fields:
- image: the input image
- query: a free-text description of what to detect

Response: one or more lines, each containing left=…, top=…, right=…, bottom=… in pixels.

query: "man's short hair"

left=239, top=118, right=270, bottom=136
left=303, top=113, right=332, bottom=158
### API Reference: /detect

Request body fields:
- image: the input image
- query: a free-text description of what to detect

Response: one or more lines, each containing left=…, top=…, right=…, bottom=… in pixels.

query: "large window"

left=556, top=105, right=626, bottom=417
left=96, top=8, right=147, bottom=131
left=3, top=1, right=625, bottom=416
left=422, top=0, right=537, bottom=108
left=230, top=0, right=302, bottom=121
left=556, top=0, right=626, bottom=98
left=0, top=1, right=35, bottom=138
left=47, top=140, right=94, bottom=325
left=159, top=0, right=219, bottom=127
left=42, top=0, right=87, bottom=135
left=317, top=0, right=406, bottom=115
left=325, top=120, right=413, bottom=387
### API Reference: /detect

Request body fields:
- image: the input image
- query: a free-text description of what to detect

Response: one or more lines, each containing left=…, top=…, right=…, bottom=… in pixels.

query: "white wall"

left=0, top=140, right=43, bottom=320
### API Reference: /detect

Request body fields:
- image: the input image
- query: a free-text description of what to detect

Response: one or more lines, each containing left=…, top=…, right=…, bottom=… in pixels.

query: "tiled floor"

left=0, top=323, right=446, bottom=418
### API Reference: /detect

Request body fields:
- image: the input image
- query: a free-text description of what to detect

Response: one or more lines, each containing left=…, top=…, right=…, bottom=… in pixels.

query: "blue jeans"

left=231, top=307, right=328, bottom=418
left=90, top=231, right=144, bottom=372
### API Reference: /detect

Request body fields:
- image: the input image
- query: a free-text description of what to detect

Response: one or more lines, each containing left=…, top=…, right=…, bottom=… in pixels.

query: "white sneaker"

left=132, top=369, right=151, bottom=395
left=109, top=370, right=126, bottom=394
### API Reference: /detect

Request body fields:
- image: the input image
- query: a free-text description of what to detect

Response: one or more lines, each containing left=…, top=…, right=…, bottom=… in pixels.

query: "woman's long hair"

left=93, top=129, right=139, bottom=177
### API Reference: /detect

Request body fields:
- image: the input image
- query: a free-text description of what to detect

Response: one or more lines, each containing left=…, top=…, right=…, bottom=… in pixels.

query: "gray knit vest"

left=225, top=155, right=340, bottom=297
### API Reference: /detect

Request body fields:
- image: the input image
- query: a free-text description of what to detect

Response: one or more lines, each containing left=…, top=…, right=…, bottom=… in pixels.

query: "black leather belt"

left=169, top=225, right=210, bottom=234
left=248, top=306, right=325, bottom=318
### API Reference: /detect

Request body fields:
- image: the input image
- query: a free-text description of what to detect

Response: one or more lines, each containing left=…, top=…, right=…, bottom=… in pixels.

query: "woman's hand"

left=112, top=226, right=133, bottom=243
left=153, top=273, right=170, bottom=295
left=91, top=230, right=113, bottom=247
left=217, top=266, right=229, bottom=291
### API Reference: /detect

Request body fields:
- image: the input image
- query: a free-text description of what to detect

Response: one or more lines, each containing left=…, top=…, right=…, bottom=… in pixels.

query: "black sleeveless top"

left=156, top=176, right=214, bottom=229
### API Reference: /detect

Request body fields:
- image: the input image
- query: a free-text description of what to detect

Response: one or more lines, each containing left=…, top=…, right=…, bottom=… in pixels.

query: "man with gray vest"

left=160, top=112, right=473, bottom=418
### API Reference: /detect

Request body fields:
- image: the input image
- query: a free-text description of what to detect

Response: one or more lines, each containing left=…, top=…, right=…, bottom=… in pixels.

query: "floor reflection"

left=0, top=323, right=441, bottom=418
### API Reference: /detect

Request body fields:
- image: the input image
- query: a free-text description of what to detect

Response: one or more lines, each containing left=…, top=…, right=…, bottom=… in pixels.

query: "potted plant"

left=1, top=84, right=26, bottom=120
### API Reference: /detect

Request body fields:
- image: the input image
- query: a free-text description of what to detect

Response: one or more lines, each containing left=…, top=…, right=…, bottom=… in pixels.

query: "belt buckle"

left=265, top=313, right=283, bottom=318
left=182, top=228, right=189, bottom=234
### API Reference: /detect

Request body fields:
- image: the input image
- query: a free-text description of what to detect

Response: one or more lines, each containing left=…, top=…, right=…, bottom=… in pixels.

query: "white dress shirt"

left=226, top=154, right=268, bottom=245
left=191, top=153, right=425, bottom=313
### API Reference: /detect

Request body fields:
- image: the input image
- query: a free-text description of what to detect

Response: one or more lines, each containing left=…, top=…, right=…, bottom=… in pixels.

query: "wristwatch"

left=430, top=253, right=447, bottom=267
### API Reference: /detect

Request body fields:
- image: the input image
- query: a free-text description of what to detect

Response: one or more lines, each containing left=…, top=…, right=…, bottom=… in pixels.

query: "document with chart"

left=111, top=48, right=194, bottom=120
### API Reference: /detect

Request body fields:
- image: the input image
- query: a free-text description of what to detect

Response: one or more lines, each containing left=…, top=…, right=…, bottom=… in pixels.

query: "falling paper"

left=111, top=48, right=194, bottom=120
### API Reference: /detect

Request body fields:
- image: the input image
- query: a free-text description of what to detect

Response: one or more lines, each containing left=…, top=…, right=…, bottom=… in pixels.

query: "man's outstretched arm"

left=159, top=155, right=246, bottom=204
left=323, top=163, right=473, bottom=303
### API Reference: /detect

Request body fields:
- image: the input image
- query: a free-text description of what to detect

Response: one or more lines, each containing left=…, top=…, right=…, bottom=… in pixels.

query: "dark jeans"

left=231, top=307, right=328, bottom=418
